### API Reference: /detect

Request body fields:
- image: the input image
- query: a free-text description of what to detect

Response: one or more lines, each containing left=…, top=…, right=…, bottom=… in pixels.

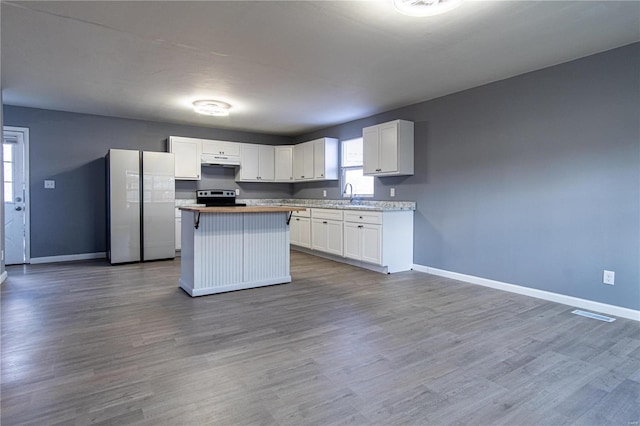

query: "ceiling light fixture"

left=392, top=0, right=464, bottom=17
left=193, top=100, right=232, bottom=117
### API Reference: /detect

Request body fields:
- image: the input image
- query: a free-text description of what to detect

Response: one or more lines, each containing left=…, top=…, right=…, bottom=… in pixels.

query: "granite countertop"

left=175, top=199, right=203, bottom=207
left=179, top=206, right=306, bottom=214
left=176, top=198, right=416, bottom=212
left=243, top=199, right=416, bottom=212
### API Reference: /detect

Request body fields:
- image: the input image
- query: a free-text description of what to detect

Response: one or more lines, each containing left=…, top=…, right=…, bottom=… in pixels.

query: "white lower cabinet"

left=311, top=209, right=343, bottom=256
left=344, top=222, right=381, bottom=265
left=175, top=208, right=182, bottom=251
left=290, top=210, right=311, bottom=248
left=175, top=218, right=182, bottom=250
left=311, top=219, right=343, bottom=256
left=295, top=207, right=413, bottom=274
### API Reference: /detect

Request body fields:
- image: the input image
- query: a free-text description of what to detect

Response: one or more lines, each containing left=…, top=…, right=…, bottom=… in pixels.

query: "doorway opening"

left=3, top=126, right=30, bottom=265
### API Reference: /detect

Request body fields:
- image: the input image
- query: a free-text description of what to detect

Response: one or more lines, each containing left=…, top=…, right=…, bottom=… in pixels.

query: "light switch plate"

left=235, top=188, right=240, bottom=195
left=390, top=188, right=395, bottom=197
left=44, top=180, right=55, bottom=189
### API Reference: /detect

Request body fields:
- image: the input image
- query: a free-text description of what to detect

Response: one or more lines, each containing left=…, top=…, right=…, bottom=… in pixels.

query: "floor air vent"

left=571, top=309, right=616, bottom=322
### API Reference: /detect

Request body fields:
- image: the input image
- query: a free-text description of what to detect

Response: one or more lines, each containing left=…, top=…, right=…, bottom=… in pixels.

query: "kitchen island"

left=179, top=206, right=305, bottom=296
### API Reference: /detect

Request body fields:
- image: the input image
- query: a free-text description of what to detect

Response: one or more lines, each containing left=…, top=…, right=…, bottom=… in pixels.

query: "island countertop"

left=180, top=206, right=306, bottom=213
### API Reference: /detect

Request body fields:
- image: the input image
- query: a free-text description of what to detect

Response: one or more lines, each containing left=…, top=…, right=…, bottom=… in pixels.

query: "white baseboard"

left=30, top=252, right=106, bottom=264
left=180, top=276, right=291, bottom=297
left=0, top=270, right=7, bottom=284
left=413, top=264, right=640, bottom=322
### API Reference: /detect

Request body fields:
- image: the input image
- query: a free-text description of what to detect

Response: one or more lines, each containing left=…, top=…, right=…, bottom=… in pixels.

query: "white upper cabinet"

left=312, top=138, right=339, bottom=180
left=293, top=142, right=314, bottom=180
left=259, top=145, right=275, bottom=180
left=236, top=144, right=275, bottom=182
left=201, top=140, right=240, bottom=156
left=293, top=138, right=338, bottom=181
left=363, top=120, right=414, bottom=176
left=168, top=136, right=201, bottom=180
left=275, top=146, right=294, bottom=182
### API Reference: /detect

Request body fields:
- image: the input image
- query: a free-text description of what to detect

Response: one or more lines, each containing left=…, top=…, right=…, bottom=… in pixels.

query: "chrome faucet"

left=344, top=182, right=354, bottom=203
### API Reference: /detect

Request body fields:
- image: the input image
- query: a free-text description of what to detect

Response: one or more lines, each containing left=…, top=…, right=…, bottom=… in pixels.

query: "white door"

left=275, top=146, right=293, bottom=181
left=290, top=216, right=301, bottom=246
left=311, top=219, right=327, bottom=252
left=293, top=144, right=304, bottom=180
left=302, top=142, right=314, bottom=180
left=313, top=139, right=325, bottom=179
left=363, top=126, right=379, bottom=174
left=258, top=145, right=275, bottom=180
left=3, top=127, right=30, bottom=265
left=169, top=136, right=201, bottom=180
left=239, top=144, right=260, bottom=180
left=298, top=217, right=311, bottom=248
left=343, top=222, right=361, bottom=260
left=361, top=224, right=382, bottom=265
left=325, top=220, right=344, bottom=256
left=379, top=122, right=398, bottom=173
left=142, top=151, right=175, bottom=261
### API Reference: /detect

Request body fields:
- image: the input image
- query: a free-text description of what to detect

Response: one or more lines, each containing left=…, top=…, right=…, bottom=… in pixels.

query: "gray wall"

left=3, top=43, right=638, bottom=311
left=2, top=107, right=293, bottom=258
left=294, top=43, right=640, bottom=311
left=0, top=87, right=4, bottom=275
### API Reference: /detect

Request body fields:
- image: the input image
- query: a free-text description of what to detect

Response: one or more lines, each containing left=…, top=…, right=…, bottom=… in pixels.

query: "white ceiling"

left=2, top=1, right=639, bottom=136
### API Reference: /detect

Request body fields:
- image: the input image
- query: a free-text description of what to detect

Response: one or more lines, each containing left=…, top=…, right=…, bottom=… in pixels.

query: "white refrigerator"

left=106, top=149, right=175, bottom=264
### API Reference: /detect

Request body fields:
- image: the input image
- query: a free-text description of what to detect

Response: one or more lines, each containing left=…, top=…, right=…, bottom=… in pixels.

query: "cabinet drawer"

left=291, top=208, right=310, bottom=218
left=344, top=210, right=382, bottom=224
left=202, top=140, right=240, bottom=156
left=311, top=208, right=343, bottom=221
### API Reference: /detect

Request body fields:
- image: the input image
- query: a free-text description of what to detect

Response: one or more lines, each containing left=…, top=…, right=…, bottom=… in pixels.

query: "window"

left=341, top=138, right=373, bottom=198
left=3, top=143, right=14, bottom=203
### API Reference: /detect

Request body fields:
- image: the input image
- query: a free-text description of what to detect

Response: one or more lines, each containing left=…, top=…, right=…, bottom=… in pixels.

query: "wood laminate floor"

left=1, top=252, right=639, bottom=425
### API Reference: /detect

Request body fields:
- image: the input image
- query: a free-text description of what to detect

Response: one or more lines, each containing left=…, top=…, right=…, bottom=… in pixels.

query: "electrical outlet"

left=235, top=188, right=240, bottom=196
left=44, top=180, right=55, bottom=189
left=323, top=190, right=327, bottom=197
left=390, top=188, right=395, bottom=197
left=603, top=270, right=615, bottom=285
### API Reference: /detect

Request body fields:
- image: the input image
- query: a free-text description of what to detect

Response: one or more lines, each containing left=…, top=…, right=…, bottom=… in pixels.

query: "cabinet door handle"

left=359, top=216, right=363, bottom=219
left=358, top=225, right=363, bottom=228
left=322, top=221, right=327, bottom=224
left=296, top=218, right=300, bottom=221
left=320, top=174, right=324, bottom=177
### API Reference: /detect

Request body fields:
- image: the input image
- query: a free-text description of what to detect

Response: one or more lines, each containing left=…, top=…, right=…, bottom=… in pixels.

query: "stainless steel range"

left=196, top=189, right=246, bottom=207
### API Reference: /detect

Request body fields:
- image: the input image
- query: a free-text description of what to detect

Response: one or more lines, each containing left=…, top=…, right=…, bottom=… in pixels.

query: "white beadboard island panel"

left=179, top=208, right=296, bottom=297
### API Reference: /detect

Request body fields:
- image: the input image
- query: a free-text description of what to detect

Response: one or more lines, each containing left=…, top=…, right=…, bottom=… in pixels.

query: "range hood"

left=201, top=153, right=240, bottom=167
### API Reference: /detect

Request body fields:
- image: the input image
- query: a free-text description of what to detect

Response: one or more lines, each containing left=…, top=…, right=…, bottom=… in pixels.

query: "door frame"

left=3, top=126, right=31, bottom=264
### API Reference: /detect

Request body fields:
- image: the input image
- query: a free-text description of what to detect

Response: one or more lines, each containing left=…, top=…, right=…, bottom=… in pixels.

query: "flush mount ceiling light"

left=193, top=100, right=232, bottom=117
left=393, top=0, right=464, bottom=17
